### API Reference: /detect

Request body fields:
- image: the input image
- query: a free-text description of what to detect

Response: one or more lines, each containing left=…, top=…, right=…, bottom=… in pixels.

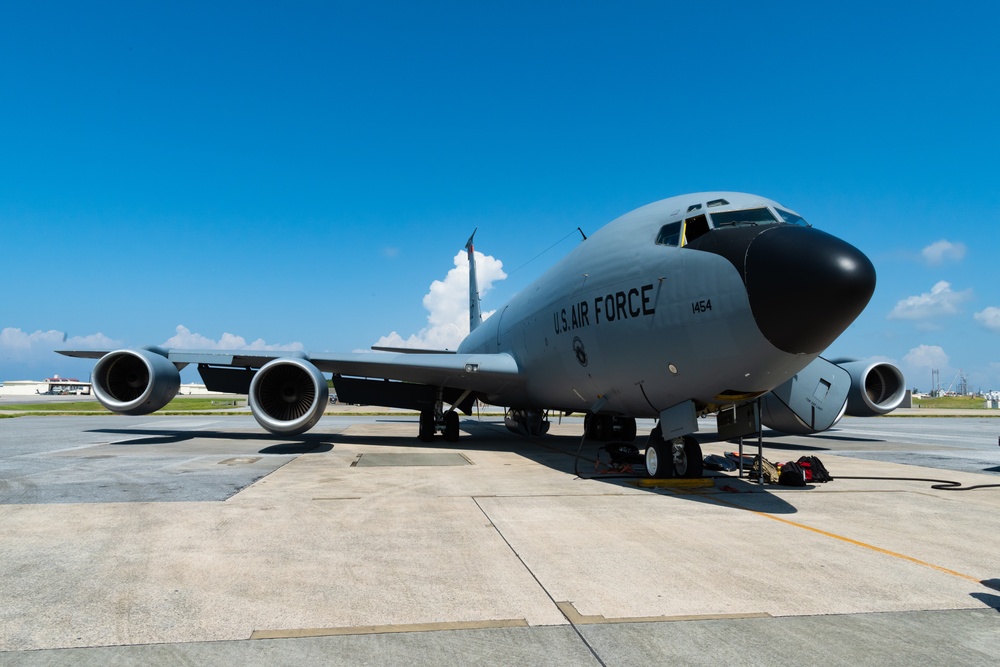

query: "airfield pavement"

left=2, top=410, right=1000, bottom=666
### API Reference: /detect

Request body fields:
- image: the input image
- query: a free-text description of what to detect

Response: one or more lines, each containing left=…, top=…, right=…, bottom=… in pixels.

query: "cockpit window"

left=709, top=207, right=778, bottom=229
left=655, top=221, right=682, bottom=246
left=774, top=208, right=809, bottom=226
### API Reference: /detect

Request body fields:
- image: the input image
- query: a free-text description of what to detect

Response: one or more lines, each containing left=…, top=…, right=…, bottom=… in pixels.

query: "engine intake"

left=249, top=358, right=329, bottom=435
left=92, top=348, right=181, bottom=415
left=838, top=360, right=906, bottom=416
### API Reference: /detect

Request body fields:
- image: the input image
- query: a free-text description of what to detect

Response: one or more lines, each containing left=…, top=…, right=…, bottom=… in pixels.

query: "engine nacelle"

left=92, top=347, right=181, bottom=416
left=759, top=357, right=850, bottom=435
left=759, top=357, right=906, bottom=434
left=249, top=358, right=329, bottom=435
left=837, top=360, right=906, bottom=416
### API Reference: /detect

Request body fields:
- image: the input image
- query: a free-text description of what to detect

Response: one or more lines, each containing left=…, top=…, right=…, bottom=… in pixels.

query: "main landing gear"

left=644, top=424, right=703, bottom=479
left=584, top=414, right=637, bottom=442
left=418, top=392, right=461, bottom=443
left=418, top=408, right=460, bottom=442
left=504, top=408, right=550, bottom=437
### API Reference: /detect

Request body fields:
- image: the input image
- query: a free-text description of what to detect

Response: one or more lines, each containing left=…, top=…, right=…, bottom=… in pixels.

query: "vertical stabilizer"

left=465, top=229, right=482, bottom=332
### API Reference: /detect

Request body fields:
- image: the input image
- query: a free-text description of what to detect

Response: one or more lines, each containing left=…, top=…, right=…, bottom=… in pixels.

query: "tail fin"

left=465, top=229, right=482, bottom=332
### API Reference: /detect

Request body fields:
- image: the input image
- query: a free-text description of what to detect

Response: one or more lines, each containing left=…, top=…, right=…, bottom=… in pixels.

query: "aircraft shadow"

left=971, top=592, right=1000, bottom=612
left=974, top=579, right=1000, bottom=611
left=88, top=427, right=337, bottom=454
left=88, top=420, right=801, bottom=514
left=459, top=421, right=801, bottom=514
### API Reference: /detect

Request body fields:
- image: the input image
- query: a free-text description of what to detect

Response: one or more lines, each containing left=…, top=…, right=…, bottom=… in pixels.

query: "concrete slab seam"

left=249, top=618, right=530, bottom=640
left=470, top=496, right=607, bottom=666
left=555, top=601, right=772, bottom=625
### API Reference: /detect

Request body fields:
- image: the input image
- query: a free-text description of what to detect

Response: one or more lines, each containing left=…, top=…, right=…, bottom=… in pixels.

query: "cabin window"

left=655, top=221, right=682, bottom=246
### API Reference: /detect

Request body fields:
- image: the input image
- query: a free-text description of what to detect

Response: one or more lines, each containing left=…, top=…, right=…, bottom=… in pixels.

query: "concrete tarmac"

left=2, top=414, right=1000, bottom=665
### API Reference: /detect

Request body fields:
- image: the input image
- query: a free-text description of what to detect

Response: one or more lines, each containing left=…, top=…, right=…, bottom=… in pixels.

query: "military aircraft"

left=59, top=192, right=905, bottom=478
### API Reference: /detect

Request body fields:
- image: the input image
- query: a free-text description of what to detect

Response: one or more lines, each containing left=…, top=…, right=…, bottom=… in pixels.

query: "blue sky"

left=2, top=1, right=998, bottom=393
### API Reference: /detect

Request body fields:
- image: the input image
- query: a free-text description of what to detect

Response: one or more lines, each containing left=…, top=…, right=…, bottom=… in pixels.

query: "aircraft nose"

left=688, top=225, right=876, bottom=354
left=744, top=225, right=875, bottom=354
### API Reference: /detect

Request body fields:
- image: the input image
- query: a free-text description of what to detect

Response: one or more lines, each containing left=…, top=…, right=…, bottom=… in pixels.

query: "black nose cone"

left=687, top=224, right=876, bottom=355
left=744, top=225, right=876, bottom=354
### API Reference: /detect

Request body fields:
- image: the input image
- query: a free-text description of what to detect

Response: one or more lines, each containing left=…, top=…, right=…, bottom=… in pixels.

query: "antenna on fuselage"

left=465, top=229, right=482, bottom=332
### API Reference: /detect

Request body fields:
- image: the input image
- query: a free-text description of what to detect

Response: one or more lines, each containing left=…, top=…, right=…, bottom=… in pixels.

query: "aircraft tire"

left=585, top=413, right=611, bottom=440
left=418, top=410, right=435, bottom=442
left=644, top=426, right=674, bottom=478
left=444, top=411, right=460, bottom=442
left=615, top=417, right=637, bottom=442
left=673, top=436, right=704, bottom=478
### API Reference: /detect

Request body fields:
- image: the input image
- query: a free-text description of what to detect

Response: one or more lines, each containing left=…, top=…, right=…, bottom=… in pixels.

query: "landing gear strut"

left=644, top=425, right=703, bottom=479
left=418, top=388, right=464, bottom=442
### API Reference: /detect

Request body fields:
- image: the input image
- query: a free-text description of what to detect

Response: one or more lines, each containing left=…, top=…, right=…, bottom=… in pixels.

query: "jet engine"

left=248, top=358, right=329, bottom=435
left=836, top=359, right=907, bottom=417
left=759, top=357, right=905, bottom=435
left=91, top=347, right=181, bottom=416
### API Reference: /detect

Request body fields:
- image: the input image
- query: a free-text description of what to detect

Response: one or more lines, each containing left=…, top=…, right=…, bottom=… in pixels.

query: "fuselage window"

left=709, top=207, right=777, bottom=229
left=655, top=221, right=682, bottom=246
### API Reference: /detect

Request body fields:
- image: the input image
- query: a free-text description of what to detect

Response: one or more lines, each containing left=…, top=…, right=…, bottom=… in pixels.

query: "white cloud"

left=974, top=307, right=1000, bottom=333
left=888, top=281, right=972, bottom=320
left=921, top=240, right=966, bottom=265
left=0, top=327, right=121, bottom=360
left=903, top=344, right=949, bottom=369
left=373, top=250, right=507, bottom=351
left=162, top=325, right=305, bottom=351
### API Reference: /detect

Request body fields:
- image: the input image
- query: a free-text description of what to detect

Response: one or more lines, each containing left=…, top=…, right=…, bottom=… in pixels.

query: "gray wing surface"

left=58, top=348, right=523, bottom=396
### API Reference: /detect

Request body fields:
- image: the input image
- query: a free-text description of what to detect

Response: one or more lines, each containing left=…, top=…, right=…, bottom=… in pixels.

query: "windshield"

left=774, top=208, right=809, bottom=226
left=709, top=207, right=777, bottom=229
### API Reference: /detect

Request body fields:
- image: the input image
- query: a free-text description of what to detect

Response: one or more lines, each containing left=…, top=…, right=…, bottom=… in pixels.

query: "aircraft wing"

left=57, top=348, right=523, bottom=397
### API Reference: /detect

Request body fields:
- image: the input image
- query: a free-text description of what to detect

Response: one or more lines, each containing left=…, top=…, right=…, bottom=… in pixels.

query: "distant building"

left=0, top=375, right=91, bottom=396
left=1, top=377, right=226, bottom=397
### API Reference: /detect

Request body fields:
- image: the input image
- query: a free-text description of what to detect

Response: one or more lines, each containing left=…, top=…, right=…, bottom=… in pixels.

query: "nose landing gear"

left=644, top=425, right=703, bottom=479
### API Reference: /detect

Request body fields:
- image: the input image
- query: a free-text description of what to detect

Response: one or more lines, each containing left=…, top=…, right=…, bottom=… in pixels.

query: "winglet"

left=465, top=229, right=482, bottom=332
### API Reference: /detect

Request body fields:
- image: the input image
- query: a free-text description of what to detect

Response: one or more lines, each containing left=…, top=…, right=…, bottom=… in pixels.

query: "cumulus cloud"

left=162, top=325, right=305, bottom=351
left=0, top=327, right=121, bottom=360
left=903, top=344, right=949, bottom=369
left=974, top=306, right=1000, bottom=333
left=921, top=240, right=966, bottom=265
left=888, top=281, right=972, bottom=320
left=373, top=250, right=507, bottom=351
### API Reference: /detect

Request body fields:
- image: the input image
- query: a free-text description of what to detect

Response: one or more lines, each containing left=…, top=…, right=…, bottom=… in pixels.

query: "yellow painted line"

left=251, top=618, right=529, bottom=639
left=751, top=510, right=982, bottom=584
left=557, top=601, right=770, bottom=625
